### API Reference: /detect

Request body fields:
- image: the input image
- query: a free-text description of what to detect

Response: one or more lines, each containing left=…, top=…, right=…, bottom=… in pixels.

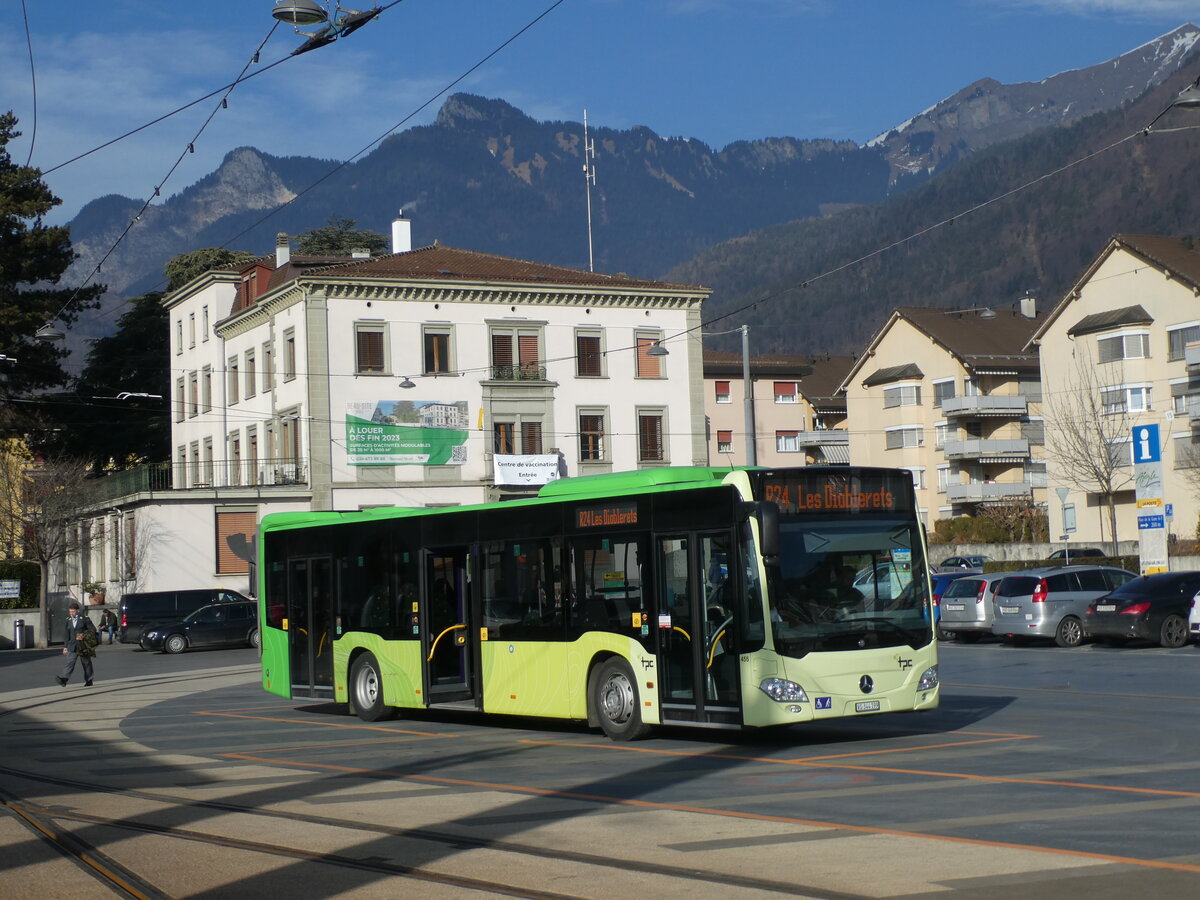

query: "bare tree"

left=974, top=495, right=1049, bottom=543
left=0, top=449, right=94, bottom=646
left=1043, top=349, right=1132, bottom=555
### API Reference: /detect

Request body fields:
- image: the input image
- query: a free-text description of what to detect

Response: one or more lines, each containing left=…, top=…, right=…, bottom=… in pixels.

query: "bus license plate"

left=999, top=606, right=1019, bottom=614
left=1096, top=604, right=1115, bottom=612
left=855, top=700, right=880, bottom=713
left=943, top=603, right=964, bottom=611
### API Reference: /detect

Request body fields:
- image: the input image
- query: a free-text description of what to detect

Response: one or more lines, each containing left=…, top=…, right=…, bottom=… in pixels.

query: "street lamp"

left=398, top=376, right=416, bottom=389
left=35, top=324, right=65, bottom=342
left=272, top=0, right=329, bottom=25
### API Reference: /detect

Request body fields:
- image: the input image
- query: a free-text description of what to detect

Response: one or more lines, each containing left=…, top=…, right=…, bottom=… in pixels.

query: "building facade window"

left=635, top=332, right=664, bottom=378
left=716, top=429, right=733, bottom=454
left=188, top=372, right=199, bottom=418
left=776, top=430, right=800, bottom=452
left=201, top=306, right=209, bottom=342
left=423, top=325, right=453, bottom=374
left=637, top=410, right=665, bottom=462
left=283, top=329, right=296, bottom=381
left=1021, top=417, right=1046, bottom=445
left=1168, top=323, right=1200, bottom=361
left=904, top=467, right=925, bottom=490
left=576, top=330, right=603, bottom=377
left=1017, top=376, right=1043, bottom=402
left=493, top=422, right=515, bottom=455
left=1101, top=385, right=1151, bottom=415
left=579, top=411, right=606, bottom=462
left=883, top=383, right=922, bottom=408
left=175, top=320, right=183, bottom=354
left=885, top=426, right=923, bottom=450
left=188, top=312, right=196, bottom=348
left=244, top=349, right=256, bottom=398
left=714, top=380, right=731, bottom=404
left=262, top=341, right=274, bottom=390
left=937, top=465, right=951, bottom=493
left=202, top=366, right=212, bottom=412
left=227, top=357, right=239, bottom=404
left=934, top=421, right=949, bottom=450
left=355, top=323, right=387, bottom=374
left=491, top=325, right=543, bottom=380
left=215, top=509, right=256, bottom=576
left=1097, top=331, right=1150, bottom=363
left=773, top=382, right=798, bottom=404
left=175, top=377, right=185, bottom=422
left=521, top=421, right=544, bottom=455
left=1025, top=461, right=1048, bottom=487
left=933, top=379, right=955, bottom=408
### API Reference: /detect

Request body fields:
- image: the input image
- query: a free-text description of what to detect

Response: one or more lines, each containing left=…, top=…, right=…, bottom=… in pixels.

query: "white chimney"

left=276, top=232, right=291, bottom=267
left=391, top=210, right=411, bottom=254
left=1020, top=294, right=1037, bottom=319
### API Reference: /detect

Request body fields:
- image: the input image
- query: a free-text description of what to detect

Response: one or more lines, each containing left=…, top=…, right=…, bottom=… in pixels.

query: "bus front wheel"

left=350, top=653, right=394, bottom=722
left=593, top=658, right=651, bottom=741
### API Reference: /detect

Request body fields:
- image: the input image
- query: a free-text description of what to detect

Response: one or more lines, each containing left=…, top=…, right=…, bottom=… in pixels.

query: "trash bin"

left=13, top=619, right=26, bottom=650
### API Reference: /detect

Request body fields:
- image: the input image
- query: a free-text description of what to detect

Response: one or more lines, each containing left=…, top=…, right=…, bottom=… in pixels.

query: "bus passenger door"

left=287, top=555, right=334, bottom=699
left=424, top=548, right=476, bottom=706
left=656, top=532, right=740, bottom=726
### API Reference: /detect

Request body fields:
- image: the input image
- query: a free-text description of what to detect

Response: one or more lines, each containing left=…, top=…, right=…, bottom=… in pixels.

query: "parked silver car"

left=938, top=573, right=1007, bottom=641
left=992, top=565, right=1137, bottom=647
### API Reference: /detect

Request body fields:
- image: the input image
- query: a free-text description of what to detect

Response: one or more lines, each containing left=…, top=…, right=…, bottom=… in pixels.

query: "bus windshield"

left=768, top=515, right=932, bottom=657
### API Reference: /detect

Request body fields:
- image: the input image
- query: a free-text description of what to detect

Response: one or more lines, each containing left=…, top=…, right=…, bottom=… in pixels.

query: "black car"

left=1085, top=572, right=1200, bottom=648
left=119, top=588, right=250, bottom=643
left=139, top=601, right=260, bottom=653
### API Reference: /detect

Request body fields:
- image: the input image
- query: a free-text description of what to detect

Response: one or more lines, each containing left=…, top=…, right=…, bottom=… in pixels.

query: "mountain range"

left=60, top=25, right=1200, bottom=356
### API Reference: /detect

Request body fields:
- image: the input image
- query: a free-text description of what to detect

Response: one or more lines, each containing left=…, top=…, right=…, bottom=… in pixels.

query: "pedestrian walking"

left=57, top=601, right=98, bottom=687
left=98, top=608, right=118, bottom=644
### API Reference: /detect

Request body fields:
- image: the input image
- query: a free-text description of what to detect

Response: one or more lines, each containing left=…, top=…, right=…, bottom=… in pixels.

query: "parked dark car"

left=1085, top=572, right=1200, bottom=648
left=938, top=555, right=989, bottom=572
left=992, top=565, right=1137, bottom=647
left=1047, top=547, right=1105, bottom=562
left=118, top=589, right=250, bottom=644
left=139, top=601, right=260, bottom=653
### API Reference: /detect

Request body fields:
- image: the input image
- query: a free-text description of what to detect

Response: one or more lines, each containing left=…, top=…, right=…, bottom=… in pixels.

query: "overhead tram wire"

left=70, top=0, right=572, bottom=338
left=39, top=22, right=284, bottom=334
left=215, top=0, right=570, bottom=253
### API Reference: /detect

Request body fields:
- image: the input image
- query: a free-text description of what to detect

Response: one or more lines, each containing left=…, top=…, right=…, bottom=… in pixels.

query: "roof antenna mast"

left=583, top=109, right=596, bottom=272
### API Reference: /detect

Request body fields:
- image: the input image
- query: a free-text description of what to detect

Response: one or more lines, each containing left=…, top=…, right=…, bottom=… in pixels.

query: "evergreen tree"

left=0, top=111, right=103, bottom=434
left=296, top=216, right=388, bottom=256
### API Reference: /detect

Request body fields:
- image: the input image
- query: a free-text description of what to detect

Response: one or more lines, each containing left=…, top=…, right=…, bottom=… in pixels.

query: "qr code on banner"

left=451, top=445, right=467, bottom=463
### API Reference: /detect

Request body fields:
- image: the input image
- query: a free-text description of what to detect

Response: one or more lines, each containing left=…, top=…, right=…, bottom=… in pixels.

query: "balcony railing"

left=940, top=395, right=1028, bottom=417
left=943, top=438, right=1030, bottom=460
left=793, top=429, right=849, bottom=446
left=78, top=457, right=308, bottom=506
left=490, top=364, right=547, bottom=381
left=946, top=481, right=1034, bottom=503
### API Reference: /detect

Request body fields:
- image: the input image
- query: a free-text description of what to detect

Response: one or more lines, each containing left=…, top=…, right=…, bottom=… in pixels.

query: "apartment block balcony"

left=1189, top=393, right=1200, bottom=423
left=78, top=457, right=309, bottom=506
left=946, top=481, right=1034, bottom=503
left=1185, top=341, right=1200, bottom=369
left=942, top=438, right=1030, bottom=461
left=940, top=395, right=1028, bottom=418
left=794, top=428, right=849, bottom=447
left=489, top=364, right=548, bottom=382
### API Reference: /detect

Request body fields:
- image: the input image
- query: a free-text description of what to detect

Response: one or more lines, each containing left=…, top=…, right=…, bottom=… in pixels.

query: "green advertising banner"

left=346, top=400, right=469, bottom=466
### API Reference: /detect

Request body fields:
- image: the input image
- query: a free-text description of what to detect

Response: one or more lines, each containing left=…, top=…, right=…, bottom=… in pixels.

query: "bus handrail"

left=427, top=623, right=466, bottom=662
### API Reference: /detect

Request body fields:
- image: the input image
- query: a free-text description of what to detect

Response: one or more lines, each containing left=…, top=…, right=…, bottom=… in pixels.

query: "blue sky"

left=3, top=0, right=1198, bottom=224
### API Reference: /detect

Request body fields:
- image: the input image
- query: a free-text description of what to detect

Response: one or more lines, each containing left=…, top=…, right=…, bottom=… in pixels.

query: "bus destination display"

left=758, top=471, right=912, bottom=514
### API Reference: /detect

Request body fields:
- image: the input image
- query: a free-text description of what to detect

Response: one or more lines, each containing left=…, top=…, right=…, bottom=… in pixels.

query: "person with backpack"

left=57, top=601, right=99, bottom=687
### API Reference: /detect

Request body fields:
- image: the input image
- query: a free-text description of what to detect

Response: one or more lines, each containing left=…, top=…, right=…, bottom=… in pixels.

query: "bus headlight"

left=917, top=665, right=939, bottom=691
left=759, top=678, right=809, bottom=702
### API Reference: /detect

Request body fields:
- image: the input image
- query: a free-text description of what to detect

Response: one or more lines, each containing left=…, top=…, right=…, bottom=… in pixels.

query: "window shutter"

left=357, top=330, right=384, bottom=372
left=717, top=430, right=732, bottom=443
left=636, top=339, right=660, bottom=377
left=1097, top=337, right=1120, bottom=363
left=521, top=421, right=543, bottom=455
left=215, top=511, right=256, bottom=575
left=491, top=333, right=513, bottom=367
left=577, top=335, right=601, bottom=376
left=518, top=334, right=539, bottom=367
left=638, top=414, right=663, bottom=460
left=773, top=382, right=796, bottom=397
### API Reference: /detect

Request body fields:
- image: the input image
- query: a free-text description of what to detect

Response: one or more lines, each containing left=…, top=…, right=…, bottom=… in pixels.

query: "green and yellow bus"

left=258, top=466, right=939, bottom=740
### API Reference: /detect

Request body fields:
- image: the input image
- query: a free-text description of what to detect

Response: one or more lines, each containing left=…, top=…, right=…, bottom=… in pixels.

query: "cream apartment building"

left=841, top=304, right=1047, bottom=526
left=1029, top=234, right=1200, bottom=546
left=703, top=351, right=852, bottom=466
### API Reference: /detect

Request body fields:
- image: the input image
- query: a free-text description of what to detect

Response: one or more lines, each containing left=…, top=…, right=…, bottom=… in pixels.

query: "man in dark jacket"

left=57, top=601, right=98, bottom=687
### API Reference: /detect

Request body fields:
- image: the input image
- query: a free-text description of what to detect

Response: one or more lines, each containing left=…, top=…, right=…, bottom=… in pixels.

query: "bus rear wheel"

left=350, top=653, right=394, bottom=722
left=593, top=658, right=651, bottom=741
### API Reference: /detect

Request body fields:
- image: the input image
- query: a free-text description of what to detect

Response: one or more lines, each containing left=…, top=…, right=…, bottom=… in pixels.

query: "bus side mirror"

left=741, top=501, right=780, bottom=565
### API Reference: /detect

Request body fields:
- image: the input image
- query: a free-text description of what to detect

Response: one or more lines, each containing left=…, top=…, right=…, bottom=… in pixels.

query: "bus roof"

left=258, top=466, right=750, bottom=535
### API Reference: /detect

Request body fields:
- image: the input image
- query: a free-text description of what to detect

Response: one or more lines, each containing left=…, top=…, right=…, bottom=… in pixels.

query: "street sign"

left=1166, top=503, right=1174, bottom=519
left=0, top=580, right=19, bottom=600
left=1132, top=424, right=1161, bottom=464
left=1138, top=515, right=1166, bottom=530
